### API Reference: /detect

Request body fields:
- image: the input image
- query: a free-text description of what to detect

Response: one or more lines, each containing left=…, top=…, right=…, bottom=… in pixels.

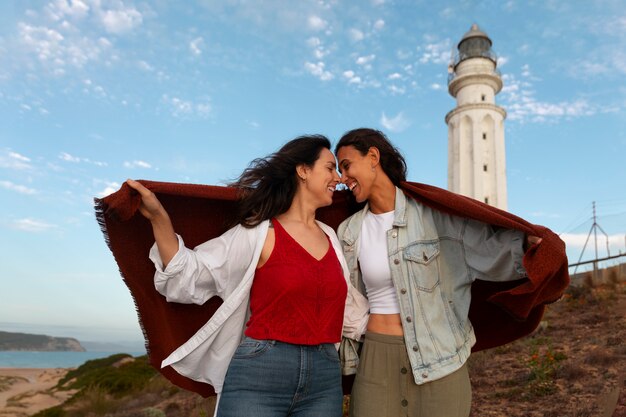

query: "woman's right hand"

left=126, top=179, right=178, bottom=267
left=126, top=179, right=167, bottom=222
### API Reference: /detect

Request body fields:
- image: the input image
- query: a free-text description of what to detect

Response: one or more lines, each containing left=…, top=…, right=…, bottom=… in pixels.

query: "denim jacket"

left=338, top=187, right=527, bottom=384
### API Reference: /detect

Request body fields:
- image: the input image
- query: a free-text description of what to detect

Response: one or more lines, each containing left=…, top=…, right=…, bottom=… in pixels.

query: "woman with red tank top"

left=127, top=136, right=369, bottom=417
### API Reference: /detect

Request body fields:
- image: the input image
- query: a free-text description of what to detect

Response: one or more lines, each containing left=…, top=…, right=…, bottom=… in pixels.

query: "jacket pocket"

left=403, top=241, right=441, bottom=292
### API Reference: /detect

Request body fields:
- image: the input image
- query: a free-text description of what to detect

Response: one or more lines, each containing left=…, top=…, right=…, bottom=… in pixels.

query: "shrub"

left=524, top=344, right=566, bottom=398
left=142, top=407, right=166, bottom=417
left=59, top=354, right=157, bottom=397
left=31, top=405, right=65, bottom=417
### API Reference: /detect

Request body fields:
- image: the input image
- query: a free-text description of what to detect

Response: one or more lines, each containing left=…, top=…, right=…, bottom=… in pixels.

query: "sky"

left=1, top=0, right=625, bottom=348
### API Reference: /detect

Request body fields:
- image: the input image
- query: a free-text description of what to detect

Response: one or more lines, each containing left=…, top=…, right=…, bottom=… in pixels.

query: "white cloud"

left=138, top=60, right=153, bottom=71
left=497, top=56, right=509, bottom=66
left=123, top=160, right=152, bottom=169
left=343, top=70, right=361, bottom=84
left=349, top=28, right=364, bottom=42
left=190, top=37, right=204, bottom=56
left=430, top=83, right=443, bottom=90
left=440, top=7, right=454, bottom=18
left=561, top=232, right=625, bottom=260
left=11, top=218, right=58, bottom=232
left=501, top=73, right=599, bottom=123
left=356, top=54, right=375, bottom=66
left=304, top=61, right=333, bottom=81
left=507, top=97, right=596, bottom=122
left=307, top=36, right=329, bottom=59
left=387, top=85, right=405, bottom=95
left=59, top=152, right=81, bottom=162
left=380, top=111, right=410, bottom=132
left=162, top=95, right=213, bottom=118
left=9, top=151, right=31, bottom=163
left=0, top=180, right=37, bottom=195
left=373, top=19, right=385, bottom=31
left=306, top=37, right=321, bottom=48
left=98, top=5, right=143, bottom=34
left=388, top=72, right=402, bottom=80
left=307, top=15, right=327, bottom=31
left=97, top=181, right=121, bottom=198
left=418, top=39, right=452, bottom=65
left=18, top=22, right=112, bottom=73
left=0, top=150, right=33, bottom=170
left=355, top=54, right=377, bottom=72
left=58, top=152, right=107, bottom=166
left=46, top=0, right=90, bottom=21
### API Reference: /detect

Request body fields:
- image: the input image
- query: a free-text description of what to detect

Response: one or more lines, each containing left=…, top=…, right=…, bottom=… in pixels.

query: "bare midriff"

left=367, top=313, right=404, bottom=336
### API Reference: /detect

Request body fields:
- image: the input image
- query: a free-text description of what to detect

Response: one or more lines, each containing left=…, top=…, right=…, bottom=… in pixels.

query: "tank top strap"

left=268, top=218, right=287, bottom=260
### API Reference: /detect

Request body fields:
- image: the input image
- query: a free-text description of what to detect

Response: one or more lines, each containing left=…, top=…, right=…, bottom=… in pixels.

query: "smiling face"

left=336, top=145, right=377, bottom=203
left=297, top=147, right=340, bottom=207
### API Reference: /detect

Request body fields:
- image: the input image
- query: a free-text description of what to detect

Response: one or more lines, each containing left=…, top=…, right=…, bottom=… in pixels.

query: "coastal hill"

left=0, top=330, right=85, bottom=352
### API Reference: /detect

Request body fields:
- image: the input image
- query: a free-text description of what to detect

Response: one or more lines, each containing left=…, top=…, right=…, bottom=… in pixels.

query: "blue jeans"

left=217, top=337, right=343, bottom=417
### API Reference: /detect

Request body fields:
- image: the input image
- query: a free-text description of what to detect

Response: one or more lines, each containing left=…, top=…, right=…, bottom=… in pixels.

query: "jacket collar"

left=341, top=186, right=408, bottom=245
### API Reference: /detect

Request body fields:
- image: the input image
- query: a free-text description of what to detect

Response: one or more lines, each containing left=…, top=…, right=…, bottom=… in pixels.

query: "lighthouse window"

left=481, top=94, right=486, bottom=101
left=484, top=197, right=489, bottom=204
left=482, top=133, right=487, bottom=139
left=483, top=164, right=488, bottom=172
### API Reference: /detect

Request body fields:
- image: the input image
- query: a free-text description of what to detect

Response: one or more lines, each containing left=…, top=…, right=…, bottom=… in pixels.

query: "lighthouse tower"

left=445, top=24, right=507, bottom=210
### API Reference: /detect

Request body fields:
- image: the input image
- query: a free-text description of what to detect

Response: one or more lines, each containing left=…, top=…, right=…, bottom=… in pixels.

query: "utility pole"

left=573, top=201, right=612, bottom=282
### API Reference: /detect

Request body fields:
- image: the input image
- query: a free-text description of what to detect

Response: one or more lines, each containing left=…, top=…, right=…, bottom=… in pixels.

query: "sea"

left=0, top=351, right=146, bottom=369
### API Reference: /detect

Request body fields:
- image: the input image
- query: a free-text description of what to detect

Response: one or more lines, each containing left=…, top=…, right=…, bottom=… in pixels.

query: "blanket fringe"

left=94, top=197, right=152, bottom=359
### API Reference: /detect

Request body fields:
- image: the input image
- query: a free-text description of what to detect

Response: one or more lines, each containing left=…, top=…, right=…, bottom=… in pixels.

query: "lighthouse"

left=446, top=24, right=508, bottom=210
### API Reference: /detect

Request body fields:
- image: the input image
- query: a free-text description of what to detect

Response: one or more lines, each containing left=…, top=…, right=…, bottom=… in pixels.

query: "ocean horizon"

left=0, top=350, right=146, bottom=369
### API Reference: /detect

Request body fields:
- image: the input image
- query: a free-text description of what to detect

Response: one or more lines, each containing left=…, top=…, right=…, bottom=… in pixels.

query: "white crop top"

left=358, top=210, right=401, bottom=314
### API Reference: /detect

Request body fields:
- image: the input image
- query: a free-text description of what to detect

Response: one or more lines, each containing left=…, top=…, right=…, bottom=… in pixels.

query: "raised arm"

left=126, top=179, right=178, bottom=268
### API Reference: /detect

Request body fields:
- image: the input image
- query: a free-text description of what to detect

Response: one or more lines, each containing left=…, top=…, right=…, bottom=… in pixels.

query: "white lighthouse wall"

left=495, top=119, right=508, bottom=210
left=460, top=115, right=473, bottom=196
left=456, top=85, right=495, bottom=105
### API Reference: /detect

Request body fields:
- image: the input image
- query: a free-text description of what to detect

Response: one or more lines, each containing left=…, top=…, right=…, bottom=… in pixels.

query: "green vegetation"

left=31, top=353, right=161, bottom=417
left=525, top=344, right=567, bottom=396
left=58, top=353, right=157, bottom=397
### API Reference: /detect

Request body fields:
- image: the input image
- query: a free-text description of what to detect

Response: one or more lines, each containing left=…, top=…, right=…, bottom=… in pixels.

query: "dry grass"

left=470, top=282, right=626, bottom=416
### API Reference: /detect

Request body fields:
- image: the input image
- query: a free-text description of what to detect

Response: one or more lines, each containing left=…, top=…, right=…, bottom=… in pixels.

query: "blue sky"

left=1, top=0, right=625, bottom=347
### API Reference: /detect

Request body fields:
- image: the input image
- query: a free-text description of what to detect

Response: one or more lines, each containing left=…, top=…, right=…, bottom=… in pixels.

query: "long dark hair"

left=335, top=128, right=407, bottom=186
left=231, top=135, right=331, bottom=227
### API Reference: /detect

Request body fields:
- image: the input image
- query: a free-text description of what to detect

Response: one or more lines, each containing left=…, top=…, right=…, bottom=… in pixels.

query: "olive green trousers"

left=349, top=332, right=471, bottom=417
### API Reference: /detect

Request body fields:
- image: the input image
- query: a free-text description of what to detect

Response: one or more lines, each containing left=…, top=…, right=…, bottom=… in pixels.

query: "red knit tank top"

left=245, top=218, right=347, bottom=345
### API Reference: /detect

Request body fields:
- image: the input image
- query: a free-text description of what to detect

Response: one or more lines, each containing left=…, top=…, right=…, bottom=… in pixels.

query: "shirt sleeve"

left=461, top=218, right=527, bottom=282
left=149, top=224, right=256, bottom=304
left=342, top=285, right=370, bottom=340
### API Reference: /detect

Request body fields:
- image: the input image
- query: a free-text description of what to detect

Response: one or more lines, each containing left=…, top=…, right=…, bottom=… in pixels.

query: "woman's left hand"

left=525, top=235, right=542, bottom=251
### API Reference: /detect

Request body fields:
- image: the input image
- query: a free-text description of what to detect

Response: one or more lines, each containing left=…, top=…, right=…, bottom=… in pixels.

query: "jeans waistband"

left=242, top=336, right=336, bottom=350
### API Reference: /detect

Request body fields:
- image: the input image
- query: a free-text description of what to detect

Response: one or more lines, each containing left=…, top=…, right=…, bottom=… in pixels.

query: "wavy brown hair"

left=231, top=135, right=331, bottom=227
left=335, top=128, right=407, bottom=186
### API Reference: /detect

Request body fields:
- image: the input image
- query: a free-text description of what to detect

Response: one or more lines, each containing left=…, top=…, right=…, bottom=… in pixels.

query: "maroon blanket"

left=95, top=180, right=569, bottom=397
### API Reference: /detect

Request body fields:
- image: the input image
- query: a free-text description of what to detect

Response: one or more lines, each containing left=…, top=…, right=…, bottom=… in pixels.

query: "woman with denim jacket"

left=126, top=135, right=368, bottom=417
left=335, top=128, right=541, bottom=417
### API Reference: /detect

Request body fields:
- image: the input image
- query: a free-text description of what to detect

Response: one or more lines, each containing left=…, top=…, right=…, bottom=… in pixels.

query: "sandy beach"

left=0, top=368, right=76, bottom=417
